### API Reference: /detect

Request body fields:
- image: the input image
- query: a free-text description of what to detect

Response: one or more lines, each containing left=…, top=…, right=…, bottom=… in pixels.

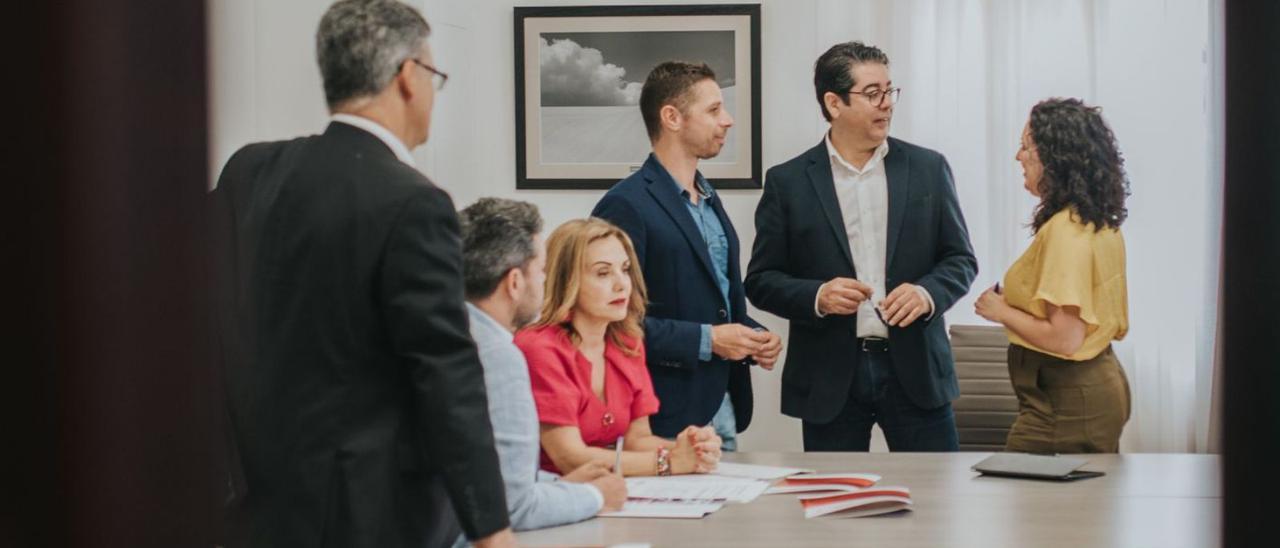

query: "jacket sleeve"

left=379, top=189, right=510, bottom=540
left=914, top=157, right=978, bottom=321
left=482, top=345, right=600, bottom=531
left=744, top=168, right=826, bottom=322
left=592, top=192, right=703, bottom=369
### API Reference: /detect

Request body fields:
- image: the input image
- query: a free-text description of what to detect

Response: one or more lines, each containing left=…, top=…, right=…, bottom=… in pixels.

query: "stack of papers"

left=711, top=462, right=815, bottom=481
left=798, top=486, right=912, bottom=518
left=625, top=475, right=770, bottom=503
left=764, top=473, right=881, bottom=493
left=601, top=463, right=813, bottom=519
left=765, top=473, right=912, bottom=518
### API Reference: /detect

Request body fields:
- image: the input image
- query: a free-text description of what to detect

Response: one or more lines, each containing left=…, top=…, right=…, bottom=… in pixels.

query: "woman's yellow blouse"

left=1002, top=208, right=1129, bottom=360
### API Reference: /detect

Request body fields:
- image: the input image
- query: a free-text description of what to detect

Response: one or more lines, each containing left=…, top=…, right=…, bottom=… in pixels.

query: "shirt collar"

left=824, top=132, right=890, bottom=175
left=465, top=302, right=514, bottom=342
left=331, top=113, right=416, bottom=166
left=648, top=153, right=714, bottom=203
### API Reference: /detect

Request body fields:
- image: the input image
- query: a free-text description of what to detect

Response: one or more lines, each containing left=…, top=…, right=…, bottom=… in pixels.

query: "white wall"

left=209, top=0, right=1218, bottom=452
left=210, top=0, right=827, bottom=451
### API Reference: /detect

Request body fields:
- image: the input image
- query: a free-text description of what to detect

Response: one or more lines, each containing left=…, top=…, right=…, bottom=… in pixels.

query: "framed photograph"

left=514, top=4, right=762, bottom=190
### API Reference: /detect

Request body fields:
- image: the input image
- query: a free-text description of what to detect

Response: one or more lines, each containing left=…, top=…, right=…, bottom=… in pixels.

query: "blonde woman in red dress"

left=516, top=218, right=722, bottom=476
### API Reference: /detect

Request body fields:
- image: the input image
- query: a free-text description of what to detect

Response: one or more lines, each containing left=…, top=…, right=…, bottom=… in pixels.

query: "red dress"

left=515, top=323, right=661, bottom=473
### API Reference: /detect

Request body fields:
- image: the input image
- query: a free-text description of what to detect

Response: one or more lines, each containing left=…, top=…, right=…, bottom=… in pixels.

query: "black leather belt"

left=860, top=337, right=890, bottom=353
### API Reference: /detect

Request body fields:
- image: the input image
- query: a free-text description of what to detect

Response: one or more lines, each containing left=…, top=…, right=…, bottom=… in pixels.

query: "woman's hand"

left=671, top=425, right=721, bottom=474
left=975, top=286, right=1010, bottom=324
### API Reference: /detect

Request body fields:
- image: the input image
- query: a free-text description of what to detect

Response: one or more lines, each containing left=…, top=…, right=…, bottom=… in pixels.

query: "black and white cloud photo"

left=538, top=30, right=737, bottom=164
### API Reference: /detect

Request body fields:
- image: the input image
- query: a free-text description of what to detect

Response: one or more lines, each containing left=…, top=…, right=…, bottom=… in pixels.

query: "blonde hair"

left=532, top=217, right=647, bottom=355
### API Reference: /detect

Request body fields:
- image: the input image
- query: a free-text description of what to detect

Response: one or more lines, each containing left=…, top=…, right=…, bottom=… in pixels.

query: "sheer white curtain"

left=810, top=0, right=1220, bottom=453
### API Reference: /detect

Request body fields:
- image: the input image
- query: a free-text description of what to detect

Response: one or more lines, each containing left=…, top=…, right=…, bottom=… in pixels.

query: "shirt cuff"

left=814, top=281, right=829, bottom=318
left=699, top=324, right=713, bottom=362
left=583, top=483, right=605, bottom=512
left=914, top=285, right=936, bottom=320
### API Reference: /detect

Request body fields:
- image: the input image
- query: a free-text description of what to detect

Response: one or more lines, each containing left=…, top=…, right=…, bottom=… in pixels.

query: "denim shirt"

left=668, top=171, right=731, bottom=361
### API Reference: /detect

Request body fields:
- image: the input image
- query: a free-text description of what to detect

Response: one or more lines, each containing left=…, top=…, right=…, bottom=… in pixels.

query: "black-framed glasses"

left=846, top=86, right=901, bottom=107
left=409, top=59, right=449, bottom=91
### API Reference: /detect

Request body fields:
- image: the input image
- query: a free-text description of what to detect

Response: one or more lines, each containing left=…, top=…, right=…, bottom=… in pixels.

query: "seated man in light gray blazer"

left=455, top=198, right=626, bottom=544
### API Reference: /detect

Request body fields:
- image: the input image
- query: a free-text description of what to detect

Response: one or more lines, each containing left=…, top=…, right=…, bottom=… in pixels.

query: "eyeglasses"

left=409, top=59, right=449, bottom=91
left=846, top=86, right=901, bottom=107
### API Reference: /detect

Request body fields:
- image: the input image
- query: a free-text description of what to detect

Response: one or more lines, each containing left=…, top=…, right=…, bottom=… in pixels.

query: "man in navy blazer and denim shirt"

left=592, top=61, right=782, bottom=450
left=745, top=42, right=977, bottom=452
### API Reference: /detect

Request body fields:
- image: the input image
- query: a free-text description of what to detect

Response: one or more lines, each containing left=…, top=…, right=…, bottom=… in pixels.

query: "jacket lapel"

left=884, top=138, right=910, bottom=270
left=642, top=158, right=718, bottom=282
left=805, top=143, right=857, bottom=273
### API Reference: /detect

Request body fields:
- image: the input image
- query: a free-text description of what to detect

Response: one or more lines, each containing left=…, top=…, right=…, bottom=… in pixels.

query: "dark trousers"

left=802, top=346, right=959, bottom=452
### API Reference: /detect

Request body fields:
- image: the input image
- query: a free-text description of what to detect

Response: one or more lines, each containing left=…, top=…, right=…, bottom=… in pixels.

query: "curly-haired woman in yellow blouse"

left=975, top=98, right=1132, bottom=454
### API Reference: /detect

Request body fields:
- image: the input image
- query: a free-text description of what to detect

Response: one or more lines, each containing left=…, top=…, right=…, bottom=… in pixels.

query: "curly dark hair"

left=1027, top=98, right=1130, bottom=232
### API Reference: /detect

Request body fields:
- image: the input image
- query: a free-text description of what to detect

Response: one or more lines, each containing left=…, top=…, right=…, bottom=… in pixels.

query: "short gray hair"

left=316, top=0, right=431, bottom=109
left=459, top=198, right=544, bottom=300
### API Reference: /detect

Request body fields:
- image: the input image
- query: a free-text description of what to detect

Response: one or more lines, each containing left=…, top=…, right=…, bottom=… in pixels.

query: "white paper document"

left=764, top=483, right=864, bottom=495
left=625, top=475, right=770, bottom=503
left=710, top=462, right=815, bottom=481
left=599, top=499, right=724, bottom=519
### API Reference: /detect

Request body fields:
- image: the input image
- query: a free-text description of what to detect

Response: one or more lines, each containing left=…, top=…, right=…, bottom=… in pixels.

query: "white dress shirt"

left=814, top=133, right=934, bottom=338
left=330, top=113, right=416, bottom=166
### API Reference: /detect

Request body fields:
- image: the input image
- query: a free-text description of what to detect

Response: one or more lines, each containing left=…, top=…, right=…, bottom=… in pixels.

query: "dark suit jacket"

left=592, top=155, right=761, bottom=438
left=744, top=138, right=977, bottom=424
left=211, top=122, right=509, bottom=547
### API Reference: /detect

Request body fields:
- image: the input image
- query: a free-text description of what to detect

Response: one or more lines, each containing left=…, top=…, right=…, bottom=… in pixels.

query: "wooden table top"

left=514, top=452, right=1221, bottom=548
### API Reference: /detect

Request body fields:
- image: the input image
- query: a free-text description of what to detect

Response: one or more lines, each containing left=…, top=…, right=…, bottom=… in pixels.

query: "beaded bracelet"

left=655, top=446, right=672, bottom=476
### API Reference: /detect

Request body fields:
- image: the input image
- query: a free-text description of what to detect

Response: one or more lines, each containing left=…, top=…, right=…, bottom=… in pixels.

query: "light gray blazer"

left=455, top=303, right=600, bottom=546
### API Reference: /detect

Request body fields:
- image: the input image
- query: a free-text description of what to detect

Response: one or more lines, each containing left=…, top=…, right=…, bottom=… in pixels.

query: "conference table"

left=515, top=452, right=1220, bottom=548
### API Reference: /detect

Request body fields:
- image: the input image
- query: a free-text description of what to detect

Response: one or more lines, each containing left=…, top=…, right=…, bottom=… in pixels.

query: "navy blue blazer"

left=592, top=155, right=761, bottom=438
left=745, top=138, right=978, bottom=424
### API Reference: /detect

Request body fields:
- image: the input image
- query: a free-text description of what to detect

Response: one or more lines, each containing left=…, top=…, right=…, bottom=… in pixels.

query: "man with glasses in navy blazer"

left=745, top=42, right=977, bottom=452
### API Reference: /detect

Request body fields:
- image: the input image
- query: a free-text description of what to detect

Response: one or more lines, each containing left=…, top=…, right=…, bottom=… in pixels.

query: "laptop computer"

left=971, top=453, right=1106, bottom=481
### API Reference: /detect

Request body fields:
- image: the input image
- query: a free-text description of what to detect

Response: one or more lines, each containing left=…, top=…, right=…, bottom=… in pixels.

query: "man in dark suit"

left=745, top=42, right=977, bottom=452
left=592, top=62, right=782, bottom=450
left=210, top=2, right=514, bottom=546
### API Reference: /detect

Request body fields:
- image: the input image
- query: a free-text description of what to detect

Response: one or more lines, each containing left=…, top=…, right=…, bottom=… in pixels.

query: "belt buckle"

left=861, top=337, right=889, bottom=352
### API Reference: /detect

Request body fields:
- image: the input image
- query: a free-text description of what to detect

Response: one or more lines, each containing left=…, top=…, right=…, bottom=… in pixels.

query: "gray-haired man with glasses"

left=745, top=41, right=977, bottom=453
left=212, top=1, right=514, bottom=546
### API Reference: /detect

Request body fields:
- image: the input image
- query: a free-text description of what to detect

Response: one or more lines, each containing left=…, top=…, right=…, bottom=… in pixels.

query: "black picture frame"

left=514, top=4, right=762, bottom=190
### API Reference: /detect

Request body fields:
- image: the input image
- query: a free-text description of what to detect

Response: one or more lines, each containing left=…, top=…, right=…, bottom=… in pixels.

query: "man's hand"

left=749, top=331, right=783, bottom=370
left=817, top=278, right=873, bottom=316
left=472, top=528, right=517, bottom=548
left=589, top=473, right=627, bottom=513
left=879, top=283, right=932, bottom=327
left=561, top=460, right=611, bottom=483
left=711, top=323, right=770, bottom=360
